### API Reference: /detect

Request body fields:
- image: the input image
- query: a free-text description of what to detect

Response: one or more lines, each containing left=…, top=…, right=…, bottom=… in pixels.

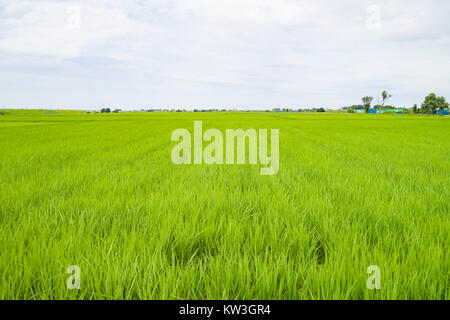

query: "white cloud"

left=0, top=0, right=449, bottom=108
left=0, top=0, right=155, bottom=58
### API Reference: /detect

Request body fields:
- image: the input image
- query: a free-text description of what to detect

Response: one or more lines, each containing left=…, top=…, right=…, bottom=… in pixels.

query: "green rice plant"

left=0, top=110, right=448, bottom=299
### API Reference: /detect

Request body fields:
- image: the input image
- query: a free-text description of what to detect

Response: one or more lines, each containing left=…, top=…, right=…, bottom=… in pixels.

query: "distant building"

left=380, top=109, right=403, bottom=114
left=359, top=109, right=403, bottom=114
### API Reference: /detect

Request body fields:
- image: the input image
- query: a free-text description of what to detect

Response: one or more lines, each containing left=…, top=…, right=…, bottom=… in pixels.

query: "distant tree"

left=347, top=108, right=355, bottom=113
left=412, top=104, right=418, bottom=114
left=380, top=90, right=392, bottom=113
left=317, top=107, right=326, bottom=112
left=362, top=96, right=374, bottom=113
left=437, top=96, right=449, bottom=111
left=113, top=109, right=121, bottom=113
left=421, top=93, right=449, bottom=114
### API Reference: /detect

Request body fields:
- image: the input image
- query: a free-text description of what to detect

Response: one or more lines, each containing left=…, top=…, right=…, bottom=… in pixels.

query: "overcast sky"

left=0, top=0, right=449, bottom=110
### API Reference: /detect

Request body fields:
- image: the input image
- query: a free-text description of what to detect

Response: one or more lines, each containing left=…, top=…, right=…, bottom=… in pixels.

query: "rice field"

left=0, top=110, right=448, bottom=300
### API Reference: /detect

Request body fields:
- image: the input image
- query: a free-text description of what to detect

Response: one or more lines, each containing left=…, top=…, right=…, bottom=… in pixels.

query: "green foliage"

left=381, top=90, right=392, bottom=106
left=361, top=96, right=373, bottom=113
left=341, top=105, right=363, bottom=111
left=381, top=90, right=391, bottom=102
left=0, top=112, right=448, bottom=299
left=421, top=93, right=449, bottom=114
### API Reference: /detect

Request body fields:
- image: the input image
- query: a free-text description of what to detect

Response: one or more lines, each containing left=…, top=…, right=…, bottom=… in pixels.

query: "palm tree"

left=380, top=90, right=392, bottom=114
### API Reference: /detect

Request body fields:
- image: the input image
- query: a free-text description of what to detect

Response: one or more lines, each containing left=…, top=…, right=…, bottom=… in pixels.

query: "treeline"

left=342, top=91, right=448, bottom=114
left=98, top=108, right=121, bottom=113
left=86, top=91, right=448, bottom=114
left=411, top=93, right=449, bottom=114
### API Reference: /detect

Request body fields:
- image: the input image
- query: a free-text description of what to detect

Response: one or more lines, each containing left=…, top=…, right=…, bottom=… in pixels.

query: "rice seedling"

left=0, top=110, right=448, bottom=299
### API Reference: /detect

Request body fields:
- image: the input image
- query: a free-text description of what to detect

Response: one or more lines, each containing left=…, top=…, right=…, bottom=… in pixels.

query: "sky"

left=0, top=0, right=449, bottom=110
